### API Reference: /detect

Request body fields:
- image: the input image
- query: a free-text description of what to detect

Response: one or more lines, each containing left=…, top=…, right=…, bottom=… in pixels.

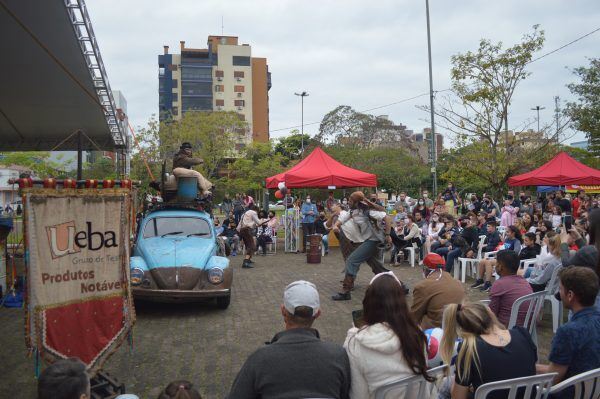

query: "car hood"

left=137, top=236, right=215, bottom=270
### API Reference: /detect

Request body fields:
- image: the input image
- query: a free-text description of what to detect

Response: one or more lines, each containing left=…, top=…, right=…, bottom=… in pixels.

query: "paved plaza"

left=0, top=247, right=554, bottom=398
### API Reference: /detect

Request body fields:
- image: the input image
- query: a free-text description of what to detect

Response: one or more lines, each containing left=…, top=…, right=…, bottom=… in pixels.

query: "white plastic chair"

left=541, top=265, right=563, bottom=333
left=507, top=290, right=547, bottom=346
left=549, top=367, right=600, bottom=399
left=405, top=245, right=417, bottom=268
left=497, top=225, right=507, bottom=240
left=266, top=234, right=277, bottom=255
left=455, top=235, right=487, bottom=283
left=474, top=372, right=556, bottom=399
left=374, top=365, right=448, bottom=399
left=520, top=258, right=537, bottom=271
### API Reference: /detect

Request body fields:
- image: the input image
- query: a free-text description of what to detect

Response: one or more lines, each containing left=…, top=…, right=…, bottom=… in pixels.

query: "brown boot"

left=332, top=275, right=355, bottom=301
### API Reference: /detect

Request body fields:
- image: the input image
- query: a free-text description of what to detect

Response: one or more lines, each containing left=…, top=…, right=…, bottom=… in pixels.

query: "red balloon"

left=274, top=190, right=284, bottom=199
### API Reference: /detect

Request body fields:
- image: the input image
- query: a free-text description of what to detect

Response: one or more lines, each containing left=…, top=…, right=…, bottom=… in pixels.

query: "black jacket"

left=519, top=243, right=541, bottom=260
left=484, top=231, right=501, bottom=252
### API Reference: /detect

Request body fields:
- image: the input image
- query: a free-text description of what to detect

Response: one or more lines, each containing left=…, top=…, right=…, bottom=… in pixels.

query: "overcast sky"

left=87, top=0, right=599, bottom=146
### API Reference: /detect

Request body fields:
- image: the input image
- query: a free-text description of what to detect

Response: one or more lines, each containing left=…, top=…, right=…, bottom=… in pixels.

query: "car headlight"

left=208, top=267, right=224, bottom=284
left=130, top=268, right=144, bottom=286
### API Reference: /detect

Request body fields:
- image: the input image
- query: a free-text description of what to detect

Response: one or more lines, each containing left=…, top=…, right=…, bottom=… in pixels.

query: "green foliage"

left=159, top=111, right=247, bottom=178
left=0, top=152, right=66, bottom=177
left=562, top=146, right=600, bottom=169
left=566, top=58, right=600, bottom=156
left=273, top=130, right=312, bottom=162
left=324, top=145, right=430, bottom=195
left=84, top=157, right=117, bottom=180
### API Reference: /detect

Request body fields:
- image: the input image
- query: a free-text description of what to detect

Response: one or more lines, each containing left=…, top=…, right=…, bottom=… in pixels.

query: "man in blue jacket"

left=301, top=196, right=318, bottom=253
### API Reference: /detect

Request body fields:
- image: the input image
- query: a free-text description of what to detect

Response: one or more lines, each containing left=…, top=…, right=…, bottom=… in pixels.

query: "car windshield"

left=143, top=217, right=212, bottom=239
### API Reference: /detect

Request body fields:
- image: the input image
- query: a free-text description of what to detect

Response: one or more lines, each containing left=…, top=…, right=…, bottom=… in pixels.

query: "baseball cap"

left=423, top=253, right=445, bottom=269
left=283, top=280, right=320, bottom=317
left=180, top=142, right=192, bottom=149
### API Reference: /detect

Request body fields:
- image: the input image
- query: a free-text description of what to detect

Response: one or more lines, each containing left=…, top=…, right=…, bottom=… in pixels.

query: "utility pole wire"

left=269, top=26, right=600, bottom=135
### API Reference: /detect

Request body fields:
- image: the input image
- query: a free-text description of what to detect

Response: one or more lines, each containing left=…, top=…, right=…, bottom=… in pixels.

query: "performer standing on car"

left=330, top=191, right=392, bottom=301
left=172, top=142, right=212, bottom=196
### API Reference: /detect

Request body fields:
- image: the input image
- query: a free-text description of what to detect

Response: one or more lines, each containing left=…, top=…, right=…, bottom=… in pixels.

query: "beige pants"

left=173, top=168, right=212, bottom=194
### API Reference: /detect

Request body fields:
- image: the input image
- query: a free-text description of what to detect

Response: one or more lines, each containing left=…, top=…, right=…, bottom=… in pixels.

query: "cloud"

left=86, top=0, right=600, bottom=146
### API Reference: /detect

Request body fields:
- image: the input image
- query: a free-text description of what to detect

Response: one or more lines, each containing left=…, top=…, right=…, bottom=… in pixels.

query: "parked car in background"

left=130, top=206, right=232, bottom=308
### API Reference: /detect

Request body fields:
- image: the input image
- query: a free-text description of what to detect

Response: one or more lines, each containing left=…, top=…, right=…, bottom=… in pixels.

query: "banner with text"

left=24, top=189, right=135, bottom=371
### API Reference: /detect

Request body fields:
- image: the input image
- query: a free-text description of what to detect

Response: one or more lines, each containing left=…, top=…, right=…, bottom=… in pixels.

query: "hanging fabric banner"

left=24, top=189, right=135, bottom=371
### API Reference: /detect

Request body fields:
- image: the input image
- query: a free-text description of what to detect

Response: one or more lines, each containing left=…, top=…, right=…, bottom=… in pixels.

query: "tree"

left=0, top=152, right=67, bottom=177
left=566, top=58, right=600, bottom=156
left=129, top=111, right=247, bottom=188
left=158, top=111, right=247, bottom=179
left=273, top=130, right=312, bottom=161
left=316, top=106, right=415, bottom=150
left=129, top=116, right=162, bottom=188
left=424, top=26, right=564, bottom=197
left=84, top=157, right=117, bottom=180
left=324, top=145, right=430, bottom=195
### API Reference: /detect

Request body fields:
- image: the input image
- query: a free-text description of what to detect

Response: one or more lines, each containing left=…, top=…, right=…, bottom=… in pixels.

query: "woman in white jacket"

left=424, top=212, right=445, bottom=256
left=344, top=272, right=432, bottom=399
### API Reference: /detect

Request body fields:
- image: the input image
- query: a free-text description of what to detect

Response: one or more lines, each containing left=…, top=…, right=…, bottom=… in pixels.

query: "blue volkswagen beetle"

left=130, top=206, right=232, bottom=308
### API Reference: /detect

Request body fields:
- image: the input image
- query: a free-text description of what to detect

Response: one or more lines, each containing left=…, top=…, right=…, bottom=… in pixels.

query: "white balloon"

left=278, top=182, right=286, bottom=190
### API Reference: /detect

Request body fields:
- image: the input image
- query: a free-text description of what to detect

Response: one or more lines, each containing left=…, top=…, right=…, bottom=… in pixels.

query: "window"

left=215, top=70, right=224, bottom=78
left=159, top=67, right=165, bottom=76
left=232, top=56, right=251, bottom=66
left=216, top=99, right=224, bottom=106
left=172, top=106, right=179, bottom=116
left=234, top=99, right=245, bottom=107
left=214, top=85, right=224, bottom=92
left=181, top=67, right=212, bottom=80
left=182, top=81, right=212, bottom=95
left=233, top=71, right=245, bottom=78
left=182, top=97, right=213, bottom=111
left=143, top=217, right=211, bottom=239
left=159, top=78, right=165, bottom=91
left=234, top=85, right=245, bottom=92
left=167, top=64, right=178, bottom=71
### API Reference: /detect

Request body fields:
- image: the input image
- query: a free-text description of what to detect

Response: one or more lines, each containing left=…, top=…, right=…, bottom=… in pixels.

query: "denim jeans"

left=322, top=234, right=329, bottom=253
left=346, top=240, right=379, bottom=277
left=445, top=248, right=462, bottom=273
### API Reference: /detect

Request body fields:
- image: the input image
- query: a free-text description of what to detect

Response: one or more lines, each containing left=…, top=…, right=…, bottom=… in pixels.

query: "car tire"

left=216, top=294, right=231, bottom=309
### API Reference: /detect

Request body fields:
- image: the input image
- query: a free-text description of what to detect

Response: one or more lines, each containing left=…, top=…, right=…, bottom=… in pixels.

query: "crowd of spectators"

left=39, top=187, right=600, bottom=399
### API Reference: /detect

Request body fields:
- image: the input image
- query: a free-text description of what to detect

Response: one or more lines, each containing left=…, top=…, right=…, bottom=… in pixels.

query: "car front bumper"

left=132, top=287, right=231, bottom=302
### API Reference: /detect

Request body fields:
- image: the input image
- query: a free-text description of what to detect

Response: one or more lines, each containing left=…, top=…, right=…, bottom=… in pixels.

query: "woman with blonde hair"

left=440, top=302, right=537, bottom=399
left=526, top=230, right=563, bottom=293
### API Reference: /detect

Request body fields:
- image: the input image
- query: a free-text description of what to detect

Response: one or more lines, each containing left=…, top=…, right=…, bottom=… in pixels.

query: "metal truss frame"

left=64, top=0, right=125, bottom=149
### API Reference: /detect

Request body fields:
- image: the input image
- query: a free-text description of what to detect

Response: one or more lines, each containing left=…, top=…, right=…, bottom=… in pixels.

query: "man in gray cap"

left=227, top=280, right=351, bottom=399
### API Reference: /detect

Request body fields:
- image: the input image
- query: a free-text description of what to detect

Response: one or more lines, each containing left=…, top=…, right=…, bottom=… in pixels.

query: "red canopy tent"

left=508, top=151, right=600, bottom=186
left=266, top=147, right=377, bottom=188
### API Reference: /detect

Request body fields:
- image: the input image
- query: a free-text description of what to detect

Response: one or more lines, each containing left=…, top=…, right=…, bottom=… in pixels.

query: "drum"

left=306, top=234, right=322, bottom=264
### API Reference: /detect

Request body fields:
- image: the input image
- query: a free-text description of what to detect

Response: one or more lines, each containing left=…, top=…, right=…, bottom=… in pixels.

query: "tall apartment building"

left=411, top=128, right=444, bottom=164
left=158, top=36, right=271, bottom=144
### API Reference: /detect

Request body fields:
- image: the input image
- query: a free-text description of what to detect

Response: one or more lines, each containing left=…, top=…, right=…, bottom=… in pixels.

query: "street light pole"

left=425, top=0, right=437, bottom=195
left=531, top=105, right=545, bottom=133
left=294, top=91, right=309, bottom=157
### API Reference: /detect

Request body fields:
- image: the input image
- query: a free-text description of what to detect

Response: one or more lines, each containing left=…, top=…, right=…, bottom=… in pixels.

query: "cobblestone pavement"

left=0, top=247, right=555, bottom=398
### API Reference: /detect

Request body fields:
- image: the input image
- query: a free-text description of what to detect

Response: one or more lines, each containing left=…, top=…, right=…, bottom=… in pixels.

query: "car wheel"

left=216, top=294, right=231, bottom=309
